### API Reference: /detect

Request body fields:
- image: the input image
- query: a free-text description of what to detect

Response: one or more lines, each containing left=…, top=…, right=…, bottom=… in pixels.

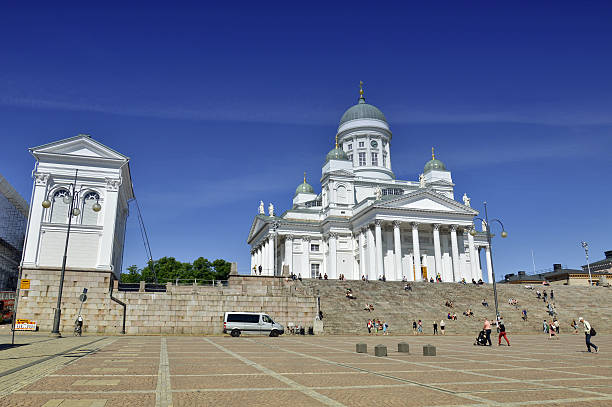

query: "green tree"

left=120, top=257, right=233, bottom=283
left=121, top=265, right=142, bottom=283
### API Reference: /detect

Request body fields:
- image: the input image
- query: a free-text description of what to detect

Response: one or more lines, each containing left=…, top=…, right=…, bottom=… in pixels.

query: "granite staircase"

left=298, top=280, right=612, bottom=335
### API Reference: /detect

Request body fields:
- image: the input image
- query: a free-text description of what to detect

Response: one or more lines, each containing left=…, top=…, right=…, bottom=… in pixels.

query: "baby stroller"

left=474, top=330, right=487, bottom=346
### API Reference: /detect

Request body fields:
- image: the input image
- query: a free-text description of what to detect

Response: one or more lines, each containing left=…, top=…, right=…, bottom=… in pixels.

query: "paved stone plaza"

left=0, top=332, right=610, bottom=406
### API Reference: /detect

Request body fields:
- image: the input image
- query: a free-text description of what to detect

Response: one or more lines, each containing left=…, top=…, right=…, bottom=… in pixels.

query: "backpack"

left=590, top=327, right=597, bottom=336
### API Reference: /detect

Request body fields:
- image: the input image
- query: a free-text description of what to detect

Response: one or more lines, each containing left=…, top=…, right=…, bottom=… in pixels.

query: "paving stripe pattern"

left=2, top=334, right=612, bottom=406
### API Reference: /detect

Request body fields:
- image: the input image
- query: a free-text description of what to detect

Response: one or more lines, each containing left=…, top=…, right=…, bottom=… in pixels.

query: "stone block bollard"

left=356, top=343, right=367, bottom=353
left=374, top=344, right=387, bottom=357
left=423, top=344, right=436, bottom=356
left=398, top=342, right=410, bottom=353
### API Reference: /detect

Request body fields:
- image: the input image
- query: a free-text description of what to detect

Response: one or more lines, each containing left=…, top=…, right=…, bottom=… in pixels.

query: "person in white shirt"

left=579, top=317, right=598, bottom=353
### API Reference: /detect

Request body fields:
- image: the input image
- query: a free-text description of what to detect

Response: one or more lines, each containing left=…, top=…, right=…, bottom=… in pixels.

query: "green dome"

left=339, top=97, right=387, bottom=126
left=326, top=147, right=349, bottom=162
left=424, top=158, right=447, bottom=172
left=295, top=181, right=314, bottom=195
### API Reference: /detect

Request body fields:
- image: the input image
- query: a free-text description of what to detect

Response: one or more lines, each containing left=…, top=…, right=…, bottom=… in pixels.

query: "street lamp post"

left=470, top=201, right=507, bottom=321
left=581, top=241, right=593, bottom=287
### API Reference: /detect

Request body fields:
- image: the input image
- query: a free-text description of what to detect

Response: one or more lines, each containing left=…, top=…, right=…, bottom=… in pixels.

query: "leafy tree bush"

left=120, top=257, right=232, bottom=283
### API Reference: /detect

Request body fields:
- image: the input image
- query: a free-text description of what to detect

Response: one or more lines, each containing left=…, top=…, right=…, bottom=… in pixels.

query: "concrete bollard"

left=423, top=344, right=436, bottom=356
left=398, top=342, right=410, bottom=353
left=356, top=343, right=367, bottom=353
left=374, top=344, right=387, bottom=357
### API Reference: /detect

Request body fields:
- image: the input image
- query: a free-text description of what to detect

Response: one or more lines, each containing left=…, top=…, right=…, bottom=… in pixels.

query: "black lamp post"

left=470, top=201, right=507, bottom=321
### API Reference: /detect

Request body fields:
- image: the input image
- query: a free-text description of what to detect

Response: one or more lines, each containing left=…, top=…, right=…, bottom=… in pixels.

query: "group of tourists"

left=366, top=319, right=388, bottom=335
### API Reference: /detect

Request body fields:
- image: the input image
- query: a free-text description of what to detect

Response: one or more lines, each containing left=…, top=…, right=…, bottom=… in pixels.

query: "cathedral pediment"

left=376, top=189, right=477, bottom=215
left=30, top=135, right=128, bottom=161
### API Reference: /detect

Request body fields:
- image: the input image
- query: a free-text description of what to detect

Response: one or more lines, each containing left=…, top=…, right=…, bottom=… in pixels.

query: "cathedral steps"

left=299, top=280, right=612, bottom=335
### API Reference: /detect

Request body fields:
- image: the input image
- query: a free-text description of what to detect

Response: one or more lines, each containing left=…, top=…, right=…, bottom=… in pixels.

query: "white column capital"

left=105, top=177, right=121, bottom=192
left=302, top=236, right=311, bottom=242
left=450, top=224, right=459, bottom=232
left=392, top=220, right=402, bottom=228
left=285, top=234, right=293, bottom=241
left=374, top=219, right=383, bottom=227
left=34, top=172, right=50, bottom=187
left=411, top=222, right=419, bottom=230
left=433, top=223, right=441, bottom=231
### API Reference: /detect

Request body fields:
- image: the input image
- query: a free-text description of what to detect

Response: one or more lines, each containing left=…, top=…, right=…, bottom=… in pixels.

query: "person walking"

left=367, top=319, right=372, bottom=334
left=550, top=289, right=554, bottom=301
left=579, top=317, right=598, bottom=353
left=498, top=319, right=510, bottom=346
left=412, top=320, right=417, bottom=335
left=383, top=321, right=388, bottom=335
left=440, top=319, right=445, bottom=335
left=433, top=320, right=438, bottom=335
left=417, top=320, right=423, bottom=334
left=483, top=318, right=492, bottom=346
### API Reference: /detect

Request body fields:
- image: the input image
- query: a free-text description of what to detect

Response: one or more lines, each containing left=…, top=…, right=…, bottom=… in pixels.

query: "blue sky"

left=1, top=3, right=611, bottom=278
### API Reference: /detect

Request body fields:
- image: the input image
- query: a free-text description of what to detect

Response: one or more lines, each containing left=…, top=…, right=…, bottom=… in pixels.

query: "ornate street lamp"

left=581, top=241, right=593, bottom=287
left=470, top=201, right=507, bottom=321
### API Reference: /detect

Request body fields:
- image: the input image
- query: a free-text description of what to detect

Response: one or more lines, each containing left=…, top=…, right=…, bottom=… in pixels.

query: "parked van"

left=223, top=312, right=284, bottom=337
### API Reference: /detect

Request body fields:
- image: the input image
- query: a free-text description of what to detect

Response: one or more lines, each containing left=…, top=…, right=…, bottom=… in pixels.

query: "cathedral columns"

left=485, top=246, right=493, bottom=283
left=467, top=226, right=477, bottom=281
left=433, top=224, right=442, bottom=281
left=328, top=232, right=338, bottom=279
left=367, top=225, right=375, bottom=279
left=393, top=221, right=402, bottom=281
left=359, top=228, right=366, bottom=279
left=284, top=235, right=293, bottom=275
left=374, top=220, right=384, bottom=279
left=303, top=237, right=310, bottom=278
left=450, top=225, right=460, bottom=282
left=412, top=222, right=421, bottom=281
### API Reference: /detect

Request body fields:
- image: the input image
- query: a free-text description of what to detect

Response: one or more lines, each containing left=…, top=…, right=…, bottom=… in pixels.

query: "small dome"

left=424, top=158, right=447, bottom=172
left=339, top=97, right=387, bottom=126
left=326, top=147, right=349, bottom=162
left=295, top=181, right=314, bottom=195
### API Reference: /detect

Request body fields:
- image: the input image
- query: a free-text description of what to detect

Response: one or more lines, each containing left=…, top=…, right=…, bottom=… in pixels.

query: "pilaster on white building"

left=22, top=134, right=134, bottom=279
left=247, top=85, right=493, bottom=283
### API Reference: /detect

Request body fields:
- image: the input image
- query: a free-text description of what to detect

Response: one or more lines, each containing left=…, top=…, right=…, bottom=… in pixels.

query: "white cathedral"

left=247, top=86, right=494, bottom=283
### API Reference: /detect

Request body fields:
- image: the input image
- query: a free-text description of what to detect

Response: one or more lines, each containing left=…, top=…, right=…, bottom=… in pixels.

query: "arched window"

left=82, top=192, right=100, bottom=225
left=337, top=185, right=347, bottom=204
left=50, top=189, right=70, bottom=223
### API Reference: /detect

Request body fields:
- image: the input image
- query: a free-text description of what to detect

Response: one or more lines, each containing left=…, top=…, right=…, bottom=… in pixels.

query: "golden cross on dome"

left=335, top=134, right=339, bottom=148
left=432, top=147, right=435, bottom=160
left=303, top=171, right=306, bottom=183
left=359, top=81, right=364, bottom=98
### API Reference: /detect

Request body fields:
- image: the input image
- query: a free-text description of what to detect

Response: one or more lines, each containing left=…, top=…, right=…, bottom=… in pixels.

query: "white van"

left=223, top=312, right=284, bottom=337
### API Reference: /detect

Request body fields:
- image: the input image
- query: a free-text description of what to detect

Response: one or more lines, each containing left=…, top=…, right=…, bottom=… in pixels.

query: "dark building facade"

left=0, top=174, right=28, bottom=291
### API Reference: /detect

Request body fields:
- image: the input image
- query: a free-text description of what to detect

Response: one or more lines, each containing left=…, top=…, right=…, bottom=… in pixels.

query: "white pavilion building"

left=247, top=87, right=493, bottom=282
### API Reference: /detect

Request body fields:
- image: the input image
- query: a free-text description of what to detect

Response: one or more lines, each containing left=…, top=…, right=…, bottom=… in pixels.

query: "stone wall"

left=16, top=270, right=318, bottom=335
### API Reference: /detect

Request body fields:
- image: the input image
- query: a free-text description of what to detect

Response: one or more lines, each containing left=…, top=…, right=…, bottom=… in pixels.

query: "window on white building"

left=310, top=244, right=319, bottom=252
left=358, top=152, right=366, bottom=166
left=82, top=192, right=100, bottom=225
left=347, top=143, right=352, bottom=151
left=50, top=189, right=70, bottom=224
left=348, top=154, right=352, bottom=162
left=358, top=141, right=364, bottom=148
left=371, top=152, right=378, bottom=166
left=311, top=263, right=320, bottom=278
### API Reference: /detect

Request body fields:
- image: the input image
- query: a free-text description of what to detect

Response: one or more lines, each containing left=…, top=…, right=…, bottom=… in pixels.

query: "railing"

left=0, top=291, right=16, bottom=300
left=171, top=279, right=229, bottom=287
left=117, top=283, right=167, bottom=292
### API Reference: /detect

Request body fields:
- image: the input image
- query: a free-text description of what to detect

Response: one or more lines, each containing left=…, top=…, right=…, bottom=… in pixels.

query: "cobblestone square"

left=1, top=332, right=611, bottom=406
